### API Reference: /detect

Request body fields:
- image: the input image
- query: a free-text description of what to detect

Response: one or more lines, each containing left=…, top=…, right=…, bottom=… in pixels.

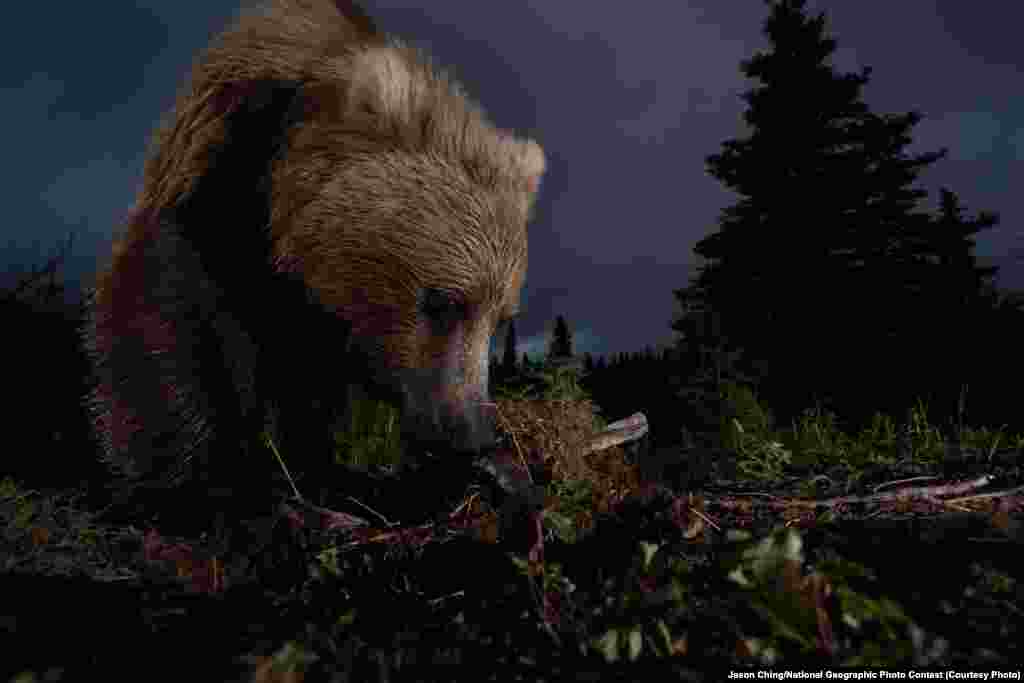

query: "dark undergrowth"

left=3, top=363, right=1023, bottom=681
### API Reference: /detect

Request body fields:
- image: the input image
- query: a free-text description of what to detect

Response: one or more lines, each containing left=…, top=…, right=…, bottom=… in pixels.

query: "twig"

left=785, top=475, right=994, bottom=509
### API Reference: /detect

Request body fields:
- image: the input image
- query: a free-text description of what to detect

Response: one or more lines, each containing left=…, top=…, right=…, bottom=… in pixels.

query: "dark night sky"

left=7, top=1, right=1023, bottom=359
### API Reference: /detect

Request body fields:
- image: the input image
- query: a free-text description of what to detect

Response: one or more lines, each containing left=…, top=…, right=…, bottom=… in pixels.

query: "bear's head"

left=86, top=0, right=544, bottom=495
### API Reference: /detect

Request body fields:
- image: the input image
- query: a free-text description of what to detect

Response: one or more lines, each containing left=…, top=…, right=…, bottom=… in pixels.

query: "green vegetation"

left=332, top=388, right=405, bottom=468
left=6, top=356, right=1022, bottom=679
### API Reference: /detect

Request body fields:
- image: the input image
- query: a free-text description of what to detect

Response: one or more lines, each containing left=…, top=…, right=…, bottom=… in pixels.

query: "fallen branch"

left=583, top=412, right=648, bottom=455
left=784, top=475, right=996, bottom=509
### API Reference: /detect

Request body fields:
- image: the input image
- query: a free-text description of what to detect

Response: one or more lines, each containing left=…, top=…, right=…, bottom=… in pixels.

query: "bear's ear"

left=346, top=45, right=420, bottom=124
left=492, top=130, right=545, bottom=198
left=511, top=137, right=545, bottom=196
left=342, top=45, right=546, bottom=198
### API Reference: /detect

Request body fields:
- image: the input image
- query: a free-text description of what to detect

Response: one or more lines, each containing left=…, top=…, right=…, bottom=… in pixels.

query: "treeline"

left=495, top=0, right=1024, bottom=446
left=1, top=236, right=104, bottom=488
left=668, top=0, right=1024, bottom=436
left=669, top=0, right=1024, bottom=436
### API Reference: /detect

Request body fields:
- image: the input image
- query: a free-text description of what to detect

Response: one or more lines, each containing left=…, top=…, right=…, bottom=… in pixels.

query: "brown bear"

left=83, top=0, right=545, bottom=528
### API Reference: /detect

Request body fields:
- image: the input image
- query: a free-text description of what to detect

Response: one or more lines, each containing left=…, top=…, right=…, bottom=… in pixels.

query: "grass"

left=332, top=386, right=405, bottom=468
left=3, top=364, right=1023, bottom=680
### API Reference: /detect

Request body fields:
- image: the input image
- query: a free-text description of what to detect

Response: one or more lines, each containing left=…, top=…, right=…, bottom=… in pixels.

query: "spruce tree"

left=916, top=189, right=998, bottom=314
left=501, top=318, right=518, bottom=379
left=679, top=0, right=964, bottom=425
left=583, top=352, right=595, bottom=373
left=902, top=188, right=1001, bottom=409
left=547, top=315, right=574, bottom=360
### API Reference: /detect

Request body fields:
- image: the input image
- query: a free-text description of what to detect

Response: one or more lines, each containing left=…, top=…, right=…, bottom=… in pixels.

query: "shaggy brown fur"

left=83, top=0, right=544, bottom=525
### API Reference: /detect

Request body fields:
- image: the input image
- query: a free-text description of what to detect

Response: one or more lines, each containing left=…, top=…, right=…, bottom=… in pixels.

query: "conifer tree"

left=547, top=315, right=574, bottom=360
left=500, top=318, right=519, bottom=379
left=676, top=0, right=988, bottom=424
left=583, top=352, right=595, bottom=373
left=903, top=188, right=1001, bottom=405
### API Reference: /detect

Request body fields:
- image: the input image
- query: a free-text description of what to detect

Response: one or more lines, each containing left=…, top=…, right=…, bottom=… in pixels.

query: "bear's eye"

left=420, top=288, right=465, bottom=322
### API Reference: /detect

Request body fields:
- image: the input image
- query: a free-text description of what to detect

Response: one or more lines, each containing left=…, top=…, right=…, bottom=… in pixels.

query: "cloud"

left=1009, top=126, right=1024, bottom=162
left=9, top=72, right=66, bottom=115
left=914, top=111, right=1004, bottom=161
left=40, top=153, right=138, bottom=240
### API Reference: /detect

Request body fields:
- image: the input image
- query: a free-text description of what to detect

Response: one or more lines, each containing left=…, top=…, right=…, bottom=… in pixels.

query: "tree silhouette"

left=521, top=352, right=536, bottom=374
left=500, top=318, right=519, bottom=379
left=547, top=315, right=573, bottom=360
left=898, top=188, right=1002, bottom=406
left=928, top=188, right=999, bottom=303
left=583, top=352, right=595, bottom=373
left=489, top=355, right=500, bottom=384
left=673, top=0, right=1005, bottom=428
left=1, top=234, right=106, bottom=490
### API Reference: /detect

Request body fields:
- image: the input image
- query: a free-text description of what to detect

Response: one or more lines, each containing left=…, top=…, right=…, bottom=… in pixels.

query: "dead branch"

left=583, top=412, right=648, bottom=455
left=786, top=474, right=996, bottom=509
